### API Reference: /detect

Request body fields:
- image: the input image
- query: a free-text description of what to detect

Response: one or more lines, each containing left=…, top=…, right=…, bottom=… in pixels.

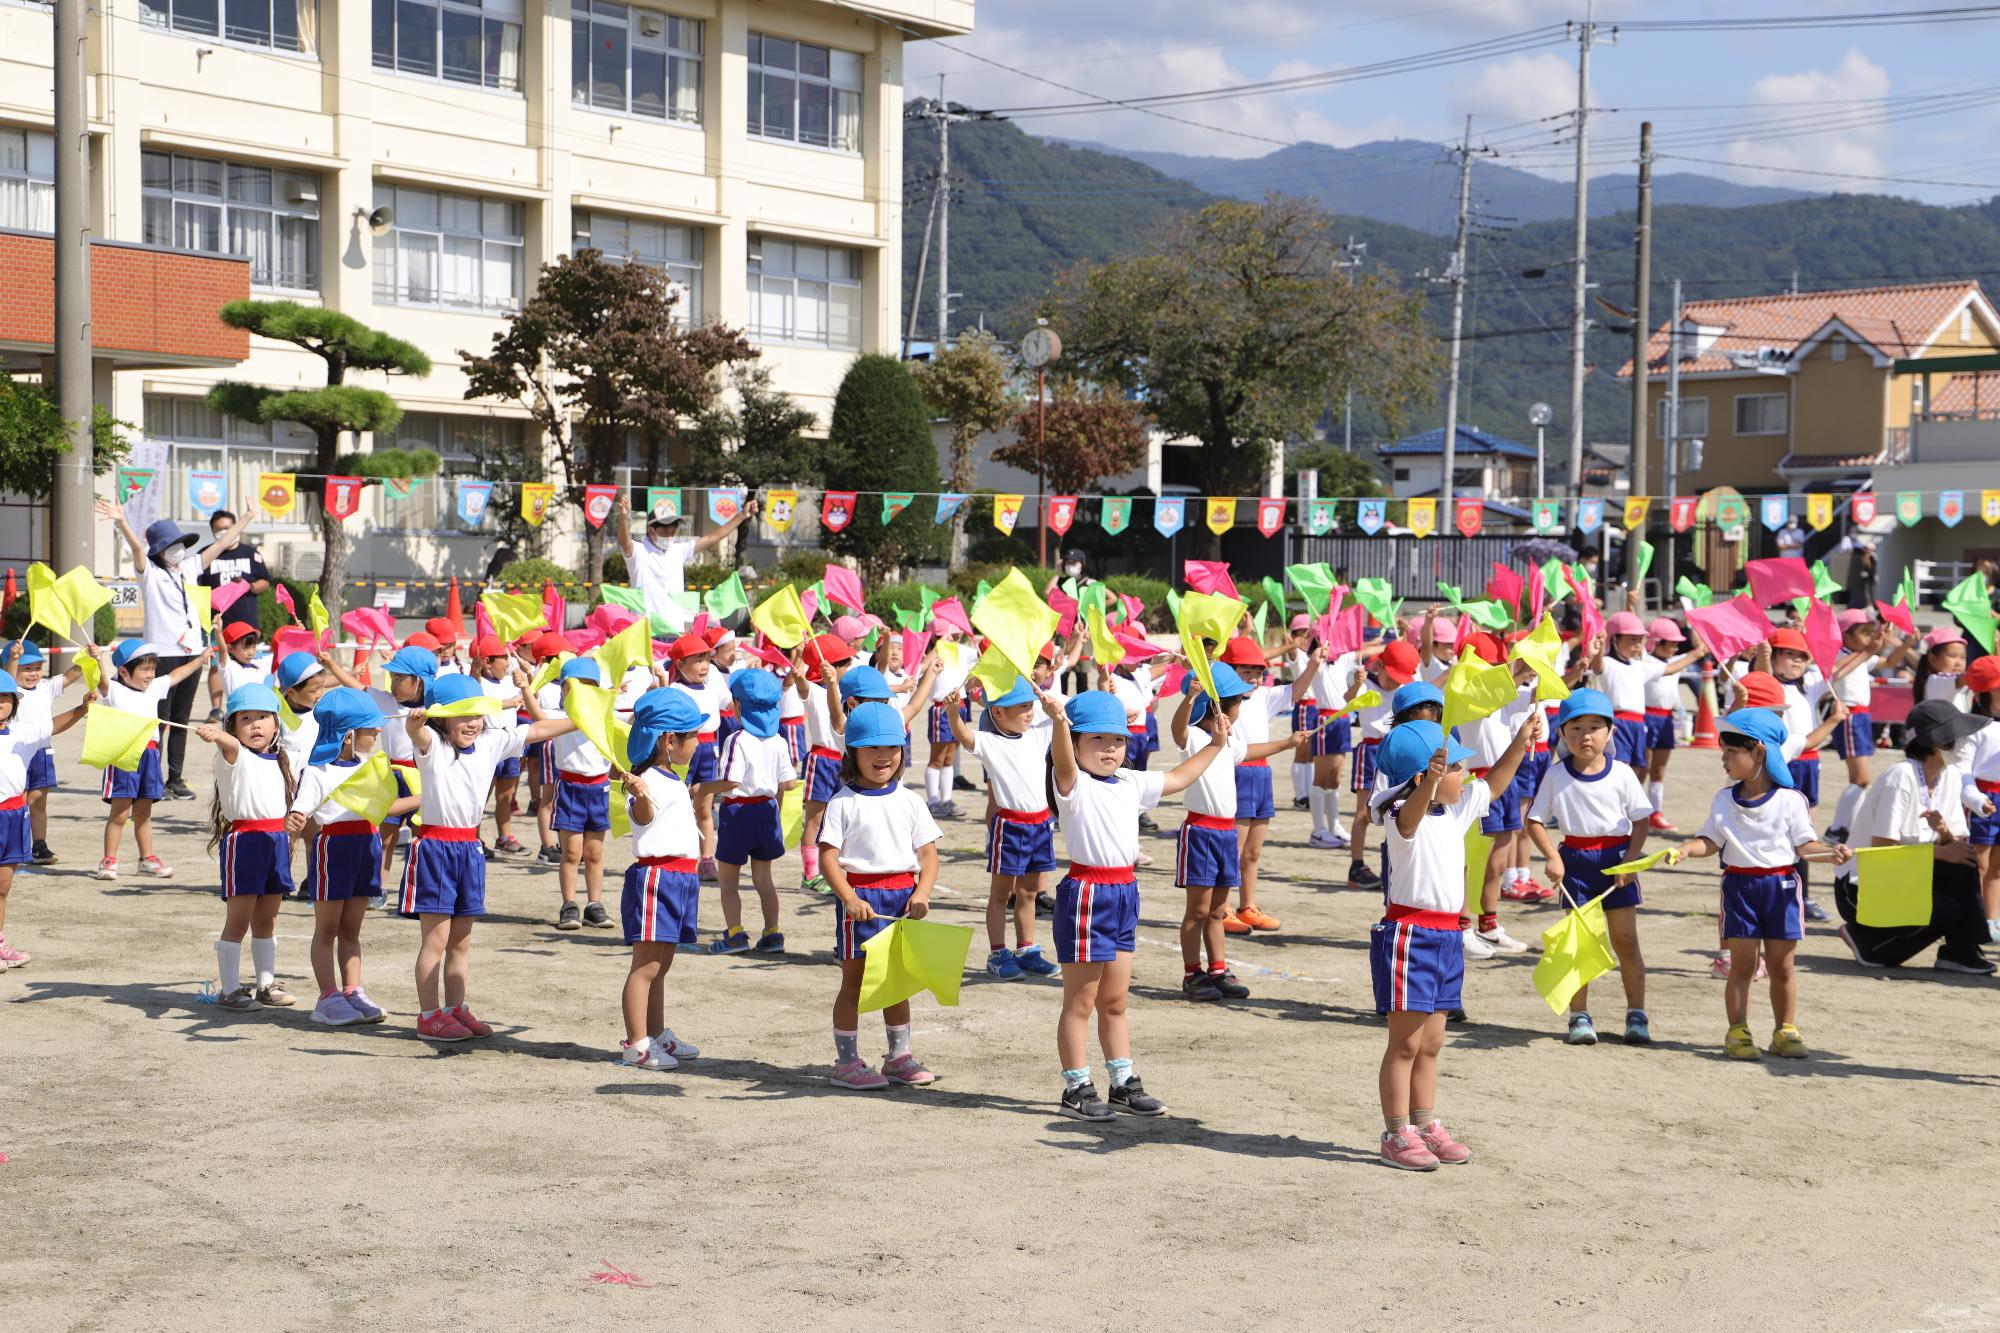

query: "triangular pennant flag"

left=750, top=584, right=810, bottom=650
left=1532, top=898, right=1617, bottom=1014
left=480, top=591, right=545, bottom=643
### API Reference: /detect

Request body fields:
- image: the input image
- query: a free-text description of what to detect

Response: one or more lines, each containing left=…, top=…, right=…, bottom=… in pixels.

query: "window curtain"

left=293, top=0, right=318, bottom=56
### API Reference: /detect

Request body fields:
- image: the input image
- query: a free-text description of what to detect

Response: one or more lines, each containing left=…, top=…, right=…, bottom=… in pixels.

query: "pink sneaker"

left=1417, top=1119, right=1472, bottom=1165
left=882, top=1053, right=936, bottom=1086
left=417, top=1009, right=474, bottom=1042
left=451, top=1004, right=493, bottom=1038
left=139, top=855, right=174, bottom=878
left=1711, top=953, right=1770, bottom=980
left=830, top=1058, right=890, bottom=1090
left=1380, top=1126, right=1440, bottom=1171
left=0, top=938, right=28, bottom=970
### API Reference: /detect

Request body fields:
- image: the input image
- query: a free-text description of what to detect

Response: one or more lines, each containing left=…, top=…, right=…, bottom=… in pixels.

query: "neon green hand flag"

left=1442, top=652, right=1518, bottom=731
left=1260, top=577, right=1287, bottom=620
left=857, top=917, right=976, bottom=1012
left=750, top=583, right=810, bottom=650
left=595, top=615, right=653, bottom=688
left=76, top=649, right=100, bottom=694
left=1810, top=560, right=1842, bottom=601
left=781, top=783, right=805, bottom=849
left=1899, top=565, right=1919, bottom=614
left=1086, top=603, right=1124, bottom=668
left=480, top=591, right=543, bottom=642
left=1855, top=844, right=1934, bottom=927
left=1321, top=689, right=1381, bottom=719
left=1508, top=613, right=1572, bottom=704
left=329, top=752, right=402, bottom=826
left=1252, top=600, right=1269, bottom=641
left=600, top=584, right=648, bottom=617
left=608, top=779, right=631, bottom=839
left=1286, top=563, right=1338, bottom=618
left=563, top=680, right=631, bottom=768
left=1943, top=572, right=1998, bottom=653
left=1177, top=590, right=1247, bottom=702
left=970, top=568, right=1060, bottom=681
left=1603, top=847, right=1679, bottom=876
left=54, top=566, right=112, bottom=638
left=79, top=705, right=159, bottom=772
left=530, top=652, right=571, bottom=696
left=1539, top=558, right=1571, bottom=609
left=969, top=642, right=1023, bottom=701
left=307, top=588, right=330, bottom=636
left=1465, top=829, right=1494, bottom=905
left=427, top=693, right=507, bottom=718
left=1635, top=542, right=1656, bottom=584
left=191, top=584, right=213, bottom=635
left=1676, top=576, right=1713, bottom=608
left=27, top=563, right=68, bottom=640
left=703, top=572, right=749, bottom=620
left=1532, top=898, right=1617, bottom=1014
left=1350, top=577, right=1394, bottom=627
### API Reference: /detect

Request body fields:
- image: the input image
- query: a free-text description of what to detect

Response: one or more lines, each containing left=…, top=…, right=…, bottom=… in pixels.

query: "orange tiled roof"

left=1930, top=369, right=2000, bottom=415
left=1617, top=281, right=1983, bottom=379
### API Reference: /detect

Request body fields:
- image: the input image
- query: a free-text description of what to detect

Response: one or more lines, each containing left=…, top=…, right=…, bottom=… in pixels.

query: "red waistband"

left=0, top=795, right=24, bottom=811
left=1724, top=865, right=1796, bottom=877
left=1384, top=903, right=1463, bottom=930
left=1564, top=834, right=1628, bottom=850
left=723, top=795, right=771, bottom=805
left=231, top=819, right=285, bottom=833
left=1534, top=744, right=1551, bottom=754
left=697, top=732, right=717, bottom=744
left=319, top=820, right=374, bottom=837
left=1978, top=779, right=2000, bottom=794
left=146, top=740, right=159, bottom=751
left=848, top=871, right=916, bottom=889
left=1240, top=758, right=1268, bottom=768
left=1847, top=706, right=1871, bottom=715
left=1127, top=726, right=1146, bottom=735
left=1066, top=862, right=1136, bottom=885
left=1614, top=710, right=1644, bottom=722
left=1185, top=813, right=1235, bottom=831
left=419, top=825, right=480, bottom=842
left=809, top=746, right=841, bottom=761
left=1798, top=750, right=1820, bottom=761
left=636, top=855, right=699, bottom=872
left=390, top=758, right=416, bottom=769
left=1361, top=737, right=1379, bottom=747
left=1644, top=707, right=1673, bottom=717
left=994, top=807, right=1052, bottom=825
left=559, top=770, right=609, bottom=785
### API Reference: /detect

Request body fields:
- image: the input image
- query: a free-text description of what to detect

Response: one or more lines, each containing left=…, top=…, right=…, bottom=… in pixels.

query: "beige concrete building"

left=0, top=0, right=970, bottom=583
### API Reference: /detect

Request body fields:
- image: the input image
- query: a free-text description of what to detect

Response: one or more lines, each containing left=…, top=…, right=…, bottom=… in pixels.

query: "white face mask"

left=1063, top=562, right=1082, bottom=577
left=648, top=530, right=675, bottom=553
left=159, top=545, right=184, bottom=569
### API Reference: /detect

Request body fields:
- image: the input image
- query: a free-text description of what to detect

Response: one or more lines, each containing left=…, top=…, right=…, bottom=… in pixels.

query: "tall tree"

left=678, top=365, right=835, bottom=570
left=461, top=250, right=755, bottom=580
left=993, top=376, right=1149, bottom=496
left=913, top=329, right=1018, bottom=562
left=823, top=355, right=943, bottom=578
left=205, top=301, right=434, bottom=621
left=0, top=372, right=130, bottom=495
left=1037, top=196, right=1439, bottom=553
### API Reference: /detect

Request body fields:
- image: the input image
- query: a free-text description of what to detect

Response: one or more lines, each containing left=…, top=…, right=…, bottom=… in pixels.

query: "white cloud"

left=1714, top=50, right=1892, bottom=189
left=1448, top=52, right=1585, bottom=128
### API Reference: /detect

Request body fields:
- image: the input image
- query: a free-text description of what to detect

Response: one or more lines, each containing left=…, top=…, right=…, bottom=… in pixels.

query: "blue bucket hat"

left=1188, top=661, right=1254, bottom=725
left=559, top=657, right=602, bottom=684
left=1064, top=691, right=1128, bottom=737
left=837, top=664, right=890, bottom=704
left=1555, top=687, right=1616, bottom=730
left=308, top=687, right=386, bottom=765
left=385, top=646, right=439, bottom=681
left=111, top=639, right=163, bottom=670
left=143, top=518, right=199, bottom=560
left=425, top=673, right=486, bottom=710
left=0, top=669, right=18, bottom=696
left=14, top=641, right=44, bottom=667
left=1378, top=719, right=1474, bottom=788
left=1720, top=708, right=1795, bottom=788
left=730, top=669, right=783, bottom=739
left=627, top=687, right=703, bottom=768
left=276, top=651, right=323, bottom=691
left=844, top=701, right=906, bottom=750
left=225, top=682, right=283, bottom=718
left=987, top=676, right=1036, bottom=709
left=1391, top=681, right=1445, bottom=716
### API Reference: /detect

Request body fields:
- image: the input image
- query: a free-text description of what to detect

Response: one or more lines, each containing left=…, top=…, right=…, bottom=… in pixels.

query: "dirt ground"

left=5, top=718, right=2000, bottom=1332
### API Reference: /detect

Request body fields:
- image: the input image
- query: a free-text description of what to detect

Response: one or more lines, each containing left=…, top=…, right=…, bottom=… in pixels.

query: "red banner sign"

left=820, top=490, right=857, bottom=533
left=1256, top=498, right=1286, bottom=537
left=1047, top=495, right=1077, bottom=536
left=1669, top=495, right=1697, bottom=533
left=583, top=484, right=618, bottom=529
left=324, top=475, right=363, bottom=522
left=1454, top=497, right=1483, bottom=537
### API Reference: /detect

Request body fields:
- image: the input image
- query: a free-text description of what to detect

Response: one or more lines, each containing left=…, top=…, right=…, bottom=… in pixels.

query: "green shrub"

left=258, top=576, right=319, bottom=637
left=682, top=559, right=733, bottom=593
left=964, top=534, right=1037, bottom=567
left=600, top=549, right=628, bottom=585
left=947, top=563, right=1059, bottom=603
left=822, top=355, right=944, bottom=573
left=492, top=557, right=575, bottom=594
left=0, top=599, right=114, bottom=649
left=866, top=581, right=952, bottom=626
left=768, top=550, right=830, bottom=588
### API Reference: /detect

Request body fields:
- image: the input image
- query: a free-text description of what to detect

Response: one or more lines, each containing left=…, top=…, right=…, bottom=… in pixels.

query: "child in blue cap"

left=191, top=682, right=297, bottom=1011
left=1045, top=687, right=1230, bottom=1123
left=95, top=638, right=212, bottom=881
left=368, top=645, right=438, bottom=888
left=1678, top=709, right=1850, bottom=1061
left=2, top=637, right=88, bottom=865
left=702, top=669, right=799, bottom=955
left=1370, top=708, right=1538, bottom=1171
left=0, top=668, right=91, bottom=972
left=944, top=675, right=1059, bottom=980
left=547, top=657, right=620, bottom=932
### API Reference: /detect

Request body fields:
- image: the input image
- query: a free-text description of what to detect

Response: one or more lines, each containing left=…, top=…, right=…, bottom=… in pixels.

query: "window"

left=747, top=32, right=861, bottom=151
left=1654, top=394, right=1708, bottom=440
left=746, top=237, right=861, bottom=349
left=371, top=183, right=524, bottom=312
left=1830, top=338, right=1847, bottom=363
left=1963, top=309, right=1975, bottom=343
left=372, top=0, right=521, bottom=92
left=141, top=0, right=317, bottom=52
left=377, top=413, right=528, bottom=531
left=573, top=209, right=703, bottom=323
left=141, top=151, right=319, bottom=291
left=572, top=3, right=701, bottom=124
left=0, top=128, right=54, bottom=234
left=1734, top=393, right=1788, bottom=436
left=143, top=395, right=318, bottom=526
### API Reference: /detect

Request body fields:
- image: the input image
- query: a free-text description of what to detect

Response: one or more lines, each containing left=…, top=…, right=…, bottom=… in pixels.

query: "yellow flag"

left=328, top=752, right=400, bottom=826
left=520, top=481, right=556, bottom=527
left=54, top=565, right=113, bottom=635
left=307, top=588, right=330, bottom=635
left=1531, top=897, right=1617, bottom=1014
left=969, top=642, right=1022, bottom=701
left=530, top=653, right=571, bottom=696
left=608, top=778, right=632, bottom=839
left=594, top=615, right=652, bottom=690
left=969, top=568, right=1059, bottom=681
left=1623, top=496, right=1651, bottom=531
left=750, top=583, right=810, bottom=650
left=1204, top=497, right=1237, bottom=536
left=1805, top=492, right=1834, bottom=532
left=76, top=650, right=100, bottom=694
left=1177, top=589, right=1247, bottom=702
left=28, top=563, right=69, bottom=639
left=1407, top=498, right=1437, bottom=538
left=79, top=705, right=159, bottom=772
left=257, top=472, right=296, bottom=521
left=1508, top=613, right=1572, bottom=704
left=480, top=591, right=543, bottom=643
left=1603, top=847, right=1679, bottom=876
left=1984, top=490, right=2000, bottom=526
left=1322, top=689, right=1382, bottom=719
left=278, top=693, right=303, bottom=731
left=563, top=680, right=631, bottom=768
left=427, top=693, right=507, bottom=718
left=1086, top=603, right=1124, bottom=668
left=781, top=783, right=805, bottom=849
left=1855, top=843, right=1934, bottom=927
left=192, top=584, right=213, bottom=635
left=1441, top=652, right=1518, bottom=731
left=857, top=917, right=976, bottom=1012
left=1466, top=829, right=1494, bottom=904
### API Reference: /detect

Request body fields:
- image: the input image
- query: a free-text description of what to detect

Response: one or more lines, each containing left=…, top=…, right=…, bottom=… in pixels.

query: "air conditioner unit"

left=287, top=180, right=318, bottom=205
left=638, top=14, right=664, bottom=38
left=266, top=539, right=324, bottom=582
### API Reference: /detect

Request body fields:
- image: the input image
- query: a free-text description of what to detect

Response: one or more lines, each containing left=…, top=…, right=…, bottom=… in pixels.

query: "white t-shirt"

left=1642, top=658, right=1682, bottom=711
left=1309, top=653, right=1359, bottom=711
left=1923, top=673, right=1967, bottom=707
left=1832, top=650, right=1876, bottom=708
left=369, top=688, right=418, bottom=763
left=549, top=718, right=609, bottom=779
left=1598, top=654, right=1664, bottom=715
left=1695, top=784, right=1815, bottom=869
left=0, top=720, right=53, bottom=801
left=628, top=536, right=695, bottom=634
left=1182, top=726, right=1246, bottom=819
left=219, top=657, right=267, bottom=698
left=964, top=725, right=1051, bottom=814
left=414, top=726, right=525, bottom=827
left=1853, top=758, right=1970, bottom=844
left=141, top=559, right=205, bottom=655
left=1779, top=674, right=1829, bottom=760
left=214, top=747, right=289, bottom=822
left=717, top=730, right=796, bottom=799
left=777, top=668, right=805, bottom=722
left=818, top=785, right=940, bottom=875
left=630, top=767, right=699, bottom=860
left=478, top=674, right=521, bottom=732
left=1233, top=683, right=1292, bottom=746
left=1053, top=768, right=1165, bottom=869
left=670, top=673, right=730, bottom=735
left=107, top=676, right=169, bottom=716
left=279, top=706, right=319, bottom=769
left=1527, top=757, right=1652, bottom=837
left=1964, top=717, right=2000, bottom=785
left=1108, top=668, right=1157, bottom=731
left=1461, top=685, right=1536, bottom=770
left=1380, top=779, right=1491, bottom=916
left=15, top=679, right=60, bottom=754
left=291, top=758, right=370, bottom=826
left=1353, top=690, right=1393, bottom=744
left=803, top=681, right=838, bottom=752
left=1419, top=652, right=1452, bottom=686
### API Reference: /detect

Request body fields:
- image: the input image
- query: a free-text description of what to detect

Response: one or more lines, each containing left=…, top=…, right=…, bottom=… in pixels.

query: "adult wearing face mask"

left=1044, top=550, right=1100, bottom=695
left=611, top=490, right=757, bottom=636
left=196, top=509, right=271, bottom=629
left=96, top=497, right=247, bottom=800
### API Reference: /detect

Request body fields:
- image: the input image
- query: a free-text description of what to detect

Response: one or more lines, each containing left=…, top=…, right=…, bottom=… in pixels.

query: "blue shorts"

left=1234, top=763, right=1276, bottom=821
left=1829, top=709, right=1875, bottom=759
left=553, top=777, right=611, bottom=833
left=1612, top=716, right=1648, bottom=767
left=25, top=748, right=54, bottom=792
left=1562, top=839, right=1640, bottom=912
left=1970, top=789, right=2000, bottom=845
left=1644, top=710, right=1676, bottom=752
left=623, top=860, right=699, bottom=945
left=686, top=740, right=719, bottom=786
left=806, top=751, right=843, bottom=804
left=927, top=702, right=957, bottom=745
left=382, top=765, right=416, bottom=829
left=101, top=744, right=164, bottom=803
left=1721, top=869, right=1803, bottom=941
left=1175, top=820, right=1240, bottom=889
left=716, top=798, right=784, bottom=866
left=986, top=812, right=1057, bottom=877
left=1510, top=751, right=1550, bottom=807
left=1123, top=730, right=1150, bottom=771
left=1479, top=780, right=1523, bottom=835
left=780, top=720, right=807, bottom=769
left=1313, top=714, right=1352, bottom=757
left=494, top=756, right=521, bottom=780
left=0, top=804, right=29, bottom=866
left=220, top=826, right=294, bottom=900
left=399, top=831, right=485, bottom=917
left=1052, top=875, right=1139, bottom=964
left=523, top=739, right=544, bottom=778
left=1350, top=739, right=1379, bottom=793
left=1291, top=702, right=1320, bottom=737
left=1144, top=711, right=1160, bottom=755
left=835, top=883, right=914, bottom=960
left=1788, top=757, right=1821, bottom=808
left=1370, top=916, right=1465, bottom=1014
left=717, top=711, right=742, bottom=746
left=306, top=825, right=384, bottom=902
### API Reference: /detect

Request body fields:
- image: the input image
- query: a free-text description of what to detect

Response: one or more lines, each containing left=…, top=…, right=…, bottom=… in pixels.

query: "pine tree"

left=823, top=355, right=943, bottom=577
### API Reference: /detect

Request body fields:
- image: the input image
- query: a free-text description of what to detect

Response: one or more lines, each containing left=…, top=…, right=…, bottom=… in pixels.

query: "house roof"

left=1391, top=490, right=1532, bottom=520
left=1380, top=425, right=1536, bottom=459
left=1930, top=369, right=2000, bottom=416
left=1617, top=281, right=1988, bottom=379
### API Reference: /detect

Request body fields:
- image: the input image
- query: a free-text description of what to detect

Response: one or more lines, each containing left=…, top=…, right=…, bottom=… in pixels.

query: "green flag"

left=703, top=572, right=749, bottom=619
left=1810, top=560, right=1841, bottom=600
left=1899, top=565, right=1919, bottom=613
left=1252, top=600, right=1269, bottom=641
left=1676, top=576, right=1713, bottom=608
left=1260, top=577, right=1287, bottom=621
left=1286, top=563, right=1338, bottom=618
left=1943, top=572, right=1997, bottom=653
left=1540, top=558, right=1572, bottom=608
left=600, top=584, right=647, bottom=616
left=1350, top=577, right=1394, bottom=627
left=1635, top=541, right=1656, bottom=583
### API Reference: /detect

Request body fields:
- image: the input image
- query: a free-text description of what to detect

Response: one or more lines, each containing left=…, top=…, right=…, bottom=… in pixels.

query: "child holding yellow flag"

left=192, top=684, right=298, bottom=1011
left=548, top=658, right=617, bottom=932
left=944, top=679, right=1059, bottom=981
left=667, top=632, right=732, bottom=879
left=4, top=638, right=89, bottom=866
left=0, top=669, right=91, bottom=972
left=795, top=633, right=855, bottom=894
left=368, top=645, right=439, bottom=886
left=702, top=670, right=798, bottom=956
left=96, top=639, right=212, bottom=881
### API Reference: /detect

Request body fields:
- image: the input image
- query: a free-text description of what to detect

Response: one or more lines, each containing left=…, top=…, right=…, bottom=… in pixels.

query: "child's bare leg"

left=558, top=830, right=581, bottom=905
left=1348, top=804, right=1372, bottom=868
left=27, top=788, right=45, bottom=845
left=693, top=792, right=715, bottom=861
left=1481, top=828, right=1514, bottom=917
left=1205, top=886, right=1230, bottom=968
left=492, top=775, right=518, bottom=842
left=310, top=899, right=342, bottom=993
left=535, top=780, right=555, bottom=850
left=582, top=830, right=606, bottom=904
left=834, top=956, right=866, bottom=1031
left=990, top=874, right=1019, bottom=952
left=1764, top=939, right=1798, bottom=1026
left=1013, top=874, right=1039, bottom=948
left=1094, top=953, right=1134, bottom=1062
left=0, top=864, right=11, bottom=934
left=1723, top=938, right=1761, bottom=1026
left=1410, top=1012, right=1447, bottom=1115
left=1379, top=1012, right=1428, bottom=1122
left=623, top=944, right=669, bottom=1043
left=337, top=898, right=367, bottom=990
left=648, top=944, right=674, bottom=1033
left=749, top=859, right=779, bottom=933
left=103, top=799, right=131, bottom=860
left=1177, top=885, right=1206, bottom=970
left=1606, top=906, right=1646, bottom=1010
left=1057, top=962, right=1104, bottom=1070
left=717, top=860, right=744, bottom=934
left=220, top=894, right=258, bottom=943
left=441, top=917, right=474, bottom=1008
left=1236, top=820, right=1269, bottom=912
left=415, top=913, right=451, bottom=1010
left=132, top=801, right=156, bottom=859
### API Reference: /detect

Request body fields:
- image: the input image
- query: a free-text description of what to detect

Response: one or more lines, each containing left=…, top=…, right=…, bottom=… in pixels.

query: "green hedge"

left=1, top=598, right=116, bottom=649
left=1102, top=575, right=1173, bottom=632
left=492, top=558, right=572, bottom=593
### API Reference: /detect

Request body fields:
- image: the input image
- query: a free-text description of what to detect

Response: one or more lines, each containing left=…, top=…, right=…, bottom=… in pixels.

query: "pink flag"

left=1487, top=563, right=1524, bottom=612
left=902, top=629, right=931, bottom=668
left=798, top=587, right=820, bottom=624
left=273, top=584, right=298, bottom=624
left=1745, top=558, right=1816, bottom=607
left=1529, top=567, right=1546, bottom=625
left=1158, top=662, right=1189, bottom=696
left=1686, top=594, right=1773, bottom=665
left=1565, top=565, right=1604, bottom=647
left=270, top=626, right=326, bottom=666
left=823, top=564, right=866, bottom=615
left=474, top=600, right=495, bottom=643
left=564, top=627, right=607, bottom=654
left=743, top=643, right=791, bottom=671
left=930, top=597, right=974, bottom=638
left=588, top=603, right=640, bottom=637
left=210, top=579, right=254, bottom=616
left=1048, top=585, right=1079, bottom=640
left=691, top=612, right=712, bottom=638
left=541, top=579, right=565, bottom=635
left=1317, top=603, right=1366, bottom=656
left=1112, top=627, right=1167, bottom=661
left=1802, top=597, right=1841, bottom=679
left=342, top=607, right=397, bottom=646
left=1119, top=594, right=1145, bottom=626
left=1183, top=560, right=1238, bottom=598
left=1876, top=599, right=1916, bottom=635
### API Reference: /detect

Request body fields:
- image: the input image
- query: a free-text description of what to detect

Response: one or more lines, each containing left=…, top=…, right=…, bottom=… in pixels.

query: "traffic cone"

left=446, top=576, right=463, bottom=634
left=2, top=567, right=15, bottom=617
left=1689, top=661, right=1721, bottom=750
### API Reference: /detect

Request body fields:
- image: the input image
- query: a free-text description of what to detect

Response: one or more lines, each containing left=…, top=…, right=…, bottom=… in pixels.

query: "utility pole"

left=1664, top=277, right=1683, bottom=591
left=1627, top=121, right=1653, bottom=594
left=901, top=173, right=938, bottom=360
left=1564, top=9, right=1598, bottom=496
left=53, top=0, right=93, bottom=571
left=1439, top=117, right=1476, bottom=512
left=1332, top=236, right=1365, bottom=454
left=936, top=76, right=951, bottom=353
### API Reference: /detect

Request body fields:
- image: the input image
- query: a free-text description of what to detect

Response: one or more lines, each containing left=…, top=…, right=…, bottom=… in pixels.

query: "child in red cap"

left=1346, top=640, right=1419, bottom=890
left=669, top=632, right=731, bottom=879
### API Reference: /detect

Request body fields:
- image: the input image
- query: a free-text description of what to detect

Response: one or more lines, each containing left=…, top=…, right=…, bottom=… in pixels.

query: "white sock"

left=1832, top=782, right=1866, bottom=834
left=251, top=936, right=276, bottom=990
left=1291, top=762, right=1312, bottom=805
left=1308, top=788, right=1326, bottom=834
left=1323, top=787, right=1340, bottom=832
left=1646, top=781, right=1664, bottom=813
left=925, top=769, right=941, bottom=804
left=215, top=939, right=241, bottom=995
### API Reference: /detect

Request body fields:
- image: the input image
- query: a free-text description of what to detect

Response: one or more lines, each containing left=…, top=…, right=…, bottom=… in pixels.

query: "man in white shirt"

left=611, top=490, right=757, bottom=636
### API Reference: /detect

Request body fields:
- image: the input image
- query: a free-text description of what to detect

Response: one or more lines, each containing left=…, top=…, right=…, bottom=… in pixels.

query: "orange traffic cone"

left=1689, top=661, right=1721, bottom=750
left=446, top=576, right=463, bottom=635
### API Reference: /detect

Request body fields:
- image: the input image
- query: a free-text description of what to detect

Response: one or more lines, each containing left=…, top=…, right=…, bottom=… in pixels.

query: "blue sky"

left=904, top=1, right=2000, bottom=204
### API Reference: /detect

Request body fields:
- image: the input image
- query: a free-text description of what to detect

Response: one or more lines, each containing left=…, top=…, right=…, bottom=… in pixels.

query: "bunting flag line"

left=993, top=494, right=1025, bottom=535
left=257, top=472, right=297, bottom=522
left=1204, top=497, right=1237, bottom=536
left=324, top=475, right=364, bottom=523
left=764, top=490, right=799, bottom=533
left=1101, top=497, right=1131, bottom=535
left=1256, top=498, right=1285, bottom=538
left=821, top=490, right=857, bottom=533
left=707, top=487, right=744, bottom=525
left=1407, top=498, right=1436, bottom=539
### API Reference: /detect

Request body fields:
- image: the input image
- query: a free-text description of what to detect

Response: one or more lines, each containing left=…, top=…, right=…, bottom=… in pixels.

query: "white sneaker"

left=654, top=1028, right=700, bottom=1060
left=1461, top=927, right=1496, bottom=960
left=1306, top=830, right=1343, bottom=849
left=1476, top=925, right=1531, bottom=955
left=622, top=1039, right=678, bottom=1071
left=1988, top=919, right=2000, bottom=946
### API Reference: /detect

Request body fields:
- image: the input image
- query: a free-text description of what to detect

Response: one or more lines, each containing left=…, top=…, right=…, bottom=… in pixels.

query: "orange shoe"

left=1221, top=910, right=1254, bottom=936
left=1236, top=906, right=1282, bottom=932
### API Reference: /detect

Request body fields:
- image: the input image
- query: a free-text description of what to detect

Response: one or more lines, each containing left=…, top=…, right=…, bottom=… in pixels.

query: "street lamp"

left=1528, top=401, right=1553, bottom=500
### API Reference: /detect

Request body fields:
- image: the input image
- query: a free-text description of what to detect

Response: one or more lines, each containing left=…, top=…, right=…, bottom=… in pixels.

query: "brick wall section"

left=0, top=233, right=249, bottom=363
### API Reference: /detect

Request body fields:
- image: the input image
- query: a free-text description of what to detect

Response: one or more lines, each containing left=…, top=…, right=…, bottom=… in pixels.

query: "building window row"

left=572, top=208, right=703, bottom=324
left=143, top=395, right=318, bottom=526
left=748, top=237, right=861, bottom=350
left=572, top=1, right=701, bottom=124
left=747, top=31, right=862, bottom=152
left=141, top=0, right=318, bottom=54
left=378, top=412, right=528, bottom=531
left=141, top=150, right=319, bottom=292
left=371, top=0, right=523, bottom=93
left=371, top=183, right=526, bottom=313
left=0, top=128, right=54, bottom=234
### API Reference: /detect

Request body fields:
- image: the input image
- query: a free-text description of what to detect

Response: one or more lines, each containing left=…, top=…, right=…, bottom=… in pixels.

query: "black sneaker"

left=1059, top=1080, right=1115, bottom=1122
left=1137, top=813, right=1159, bottom=834
left=537, top=845, right=561, bottom=866
left=952, top=775, right=976, bottom=793
left=1109, top=1076, right=1166, bottom=1117
left=1181, top=971, right=1222, bottom=1002
left=31, top=841, right=56, bottom=866
left=1212, top=970, right=1250, bottom=1000
left=556, top=901, right=582, bottom=931
left=1446, top=1008, right=1470, bottom=1026
left=1348, top=863, right=1383, bottom=889
left=1292, top=796, right=1310, bottom=810
left=164, top=778, right=196, bottom=801
left=1035, top=891, right=1056, bottom=917
left=1936, top=952, right=1997, bottom=975
left=582, top=901, right=612, bottom=929
left=480, top=841, right=495, bottom=862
